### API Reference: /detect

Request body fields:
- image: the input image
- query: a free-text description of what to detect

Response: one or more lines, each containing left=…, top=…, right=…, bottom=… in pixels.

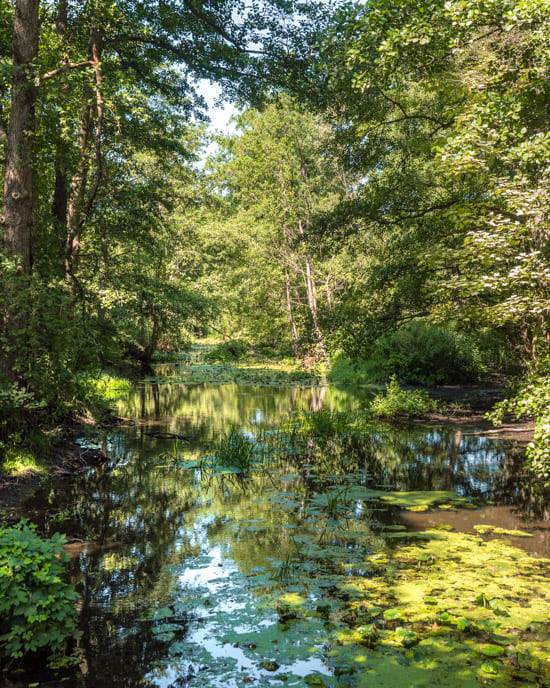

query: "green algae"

left=328, top=530, right=550, bottom=687
left=145, top=359, right=320, bottom=388
left=474, top=524, right=534, bottom=537
left=346, top=488, right=469, bottom=511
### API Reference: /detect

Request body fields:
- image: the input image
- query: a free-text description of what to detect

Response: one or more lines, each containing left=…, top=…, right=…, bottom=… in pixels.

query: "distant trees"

left=206, top=99, right=356, bottom=359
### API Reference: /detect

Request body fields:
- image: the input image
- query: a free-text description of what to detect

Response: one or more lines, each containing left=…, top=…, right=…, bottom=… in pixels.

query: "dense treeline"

left=0, top=0, right=325, bottom=430
left=1, top=0, right=549, bottom=478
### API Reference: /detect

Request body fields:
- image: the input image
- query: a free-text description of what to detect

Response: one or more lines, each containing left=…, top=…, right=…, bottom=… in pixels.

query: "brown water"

left=16, top=378, right=549, bottom=687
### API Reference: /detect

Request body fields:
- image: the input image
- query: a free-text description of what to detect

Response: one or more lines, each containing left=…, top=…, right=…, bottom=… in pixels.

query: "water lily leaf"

left=479, top=644, right=505, bottom=657
left=395, top=626, right=418, bottom=647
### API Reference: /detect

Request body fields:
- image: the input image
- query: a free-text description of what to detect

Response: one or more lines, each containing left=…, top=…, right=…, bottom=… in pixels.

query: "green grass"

left=0, top=448, right=46, bottom=477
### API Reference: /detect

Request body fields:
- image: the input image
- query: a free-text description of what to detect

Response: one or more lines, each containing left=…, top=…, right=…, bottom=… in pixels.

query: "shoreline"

left=0, top=380, right=534, bottom=517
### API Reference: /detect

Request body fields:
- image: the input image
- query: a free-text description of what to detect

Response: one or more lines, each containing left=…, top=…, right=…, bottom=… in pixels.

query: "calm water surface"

left=25, top=379, right=549, bottom=687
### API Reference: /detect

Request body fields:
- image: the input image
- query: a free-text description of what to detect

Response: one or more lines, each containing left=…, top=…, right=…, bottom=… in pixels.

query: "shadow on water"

left=16, top=380, right=550, bottom=687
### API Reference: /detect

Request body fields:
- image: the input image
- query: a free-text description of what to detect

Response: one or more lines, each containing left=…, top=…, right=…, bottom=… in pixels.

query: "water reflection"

left=23, top=381, right=549, bottom=687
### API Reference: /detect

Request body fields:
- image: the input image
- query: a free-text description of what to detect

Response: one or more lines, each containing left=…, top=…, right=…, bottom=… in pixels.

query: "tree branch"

left=40, top=60, right=94, bottom=82
left=181, top=0, right=245, bottom=52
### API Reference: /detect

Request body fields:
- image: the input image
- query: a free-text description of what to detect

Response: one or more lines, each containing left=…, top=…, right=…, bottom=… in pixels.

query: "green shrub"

left=371, top=376, right=440, bottom=418
left=0, top=521, right=80, bottom=668
left=372, top=321, right=485, bottom=385
left=329, top=322, right=510, bottom=386
left=203, top=340, right=249, bottom=362
left=488, top=373, right=550, bottom=484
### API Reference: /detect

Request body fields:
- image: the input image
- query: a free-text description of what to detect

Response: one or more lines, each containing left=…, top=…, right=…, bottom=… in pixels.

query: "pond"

left=21, top=375, right=550, bottom=687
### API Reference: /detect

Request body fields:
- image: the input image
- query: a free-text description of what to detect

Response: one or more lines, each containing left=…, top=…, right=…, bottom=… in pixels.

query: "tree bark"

left=52, top=0, right=69, bottom=242
left=66, top=26, right=103, bottom=275
left=1, top=0, right=39, bottom=276
left=298, top=219, right=328, bottom=362
left=1, top=0, right=39, bottom=383
left=284, top=271, right=299, bottom=356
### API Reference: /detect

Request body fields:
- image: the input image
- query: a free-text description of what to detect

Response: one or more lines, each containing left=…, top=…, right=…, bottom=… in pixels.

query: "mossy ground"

left=329, top=530, right=550, bottom=687
left=0, top=448, right=46, bottom=478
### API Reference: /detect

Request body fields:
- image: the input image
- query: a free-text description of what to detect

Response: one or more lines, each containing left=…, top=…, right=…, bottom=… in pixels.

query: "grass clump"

left=209, top=428, right=259, bottom=472
left=0, top=448, right=45, bottom=477
left=371, top=376, right=440, bottom=418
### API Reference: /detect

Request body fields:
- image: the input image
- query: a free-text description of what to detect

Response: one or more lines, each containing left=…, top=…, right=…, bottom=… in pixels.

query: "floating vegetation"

left=326, top=530, right=550, bottom=687
left=474, top=524, right=534, bottom=537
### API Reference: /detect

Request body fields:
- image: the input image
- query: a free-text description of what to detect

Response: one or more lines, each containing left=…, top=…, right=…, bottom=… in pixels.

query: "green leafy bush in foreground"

left=0, top=521, right=80, bottom=669
left=372, top=376, right=440, bottom=418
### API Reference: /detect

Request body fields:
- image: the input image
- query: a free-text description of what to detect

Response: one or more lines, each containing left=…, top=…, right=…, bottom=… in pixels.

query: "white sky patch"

left=196, top=80, right=240, bottom=163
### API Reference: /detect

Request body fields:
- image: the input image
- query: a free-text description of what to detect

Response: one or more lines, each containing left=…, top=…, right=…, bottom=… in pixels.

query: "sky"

left=197, top=80, right=239, bottom=135
left=195, top=80, right=239, bottom=162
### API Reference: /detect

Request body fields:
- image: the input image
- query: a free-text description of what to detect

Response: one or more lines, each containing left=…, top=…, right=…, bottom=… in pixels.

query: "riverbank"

left=0, top=353, right=535, bottom=519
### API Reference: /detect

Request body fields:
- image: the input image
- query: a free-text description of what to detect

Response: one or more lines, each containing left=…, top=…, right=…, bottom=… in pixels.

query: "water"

left=21, top=379, right=549, bottom=687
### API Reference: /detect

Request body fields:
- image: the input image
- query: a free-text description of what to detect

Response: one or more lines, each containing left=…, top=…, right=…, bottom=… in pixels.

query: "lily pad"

left=478, top=644, right=505, bottom=657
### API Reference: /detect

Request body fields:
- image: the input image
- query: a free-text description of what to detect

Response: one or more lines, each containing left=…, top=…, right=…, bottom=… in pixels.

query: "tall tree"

left=1, top=0, right=38, bottom=275
left=210, top=99, right=354, bottom=359
left=0, top=0, right=330, bottom=396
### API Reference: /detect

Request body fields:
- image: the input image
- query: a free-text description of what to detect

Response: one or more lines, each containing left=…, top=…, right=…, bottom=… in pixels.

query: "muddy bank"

left=0, top=435, right=109, bottom=520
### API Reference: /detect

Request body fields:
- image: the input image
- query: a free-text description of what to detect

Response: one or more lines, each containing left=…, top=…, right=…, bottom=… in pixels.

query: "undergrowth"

left=329, top=321, right=512, bottom=386
left=371, top=376, right=441, bottom=418
left=0, top=521, right=80, bottom=671
left=488, top=371, right=550, bottom=484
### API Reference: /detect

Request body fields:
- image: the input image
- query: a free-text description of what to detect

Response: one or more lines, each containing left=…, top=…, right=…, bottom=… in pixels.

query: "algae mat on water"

left=329, top=530, right=550, bottom=687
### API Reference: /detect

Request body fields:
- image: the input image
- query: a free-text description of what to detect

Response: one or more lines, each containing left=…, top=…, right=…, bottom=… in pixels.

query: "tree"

left=0, top=0, right=331, bottom=405
left=294, top=0, right=549, bottom=361
left=209, top=98, right=354, bottom=360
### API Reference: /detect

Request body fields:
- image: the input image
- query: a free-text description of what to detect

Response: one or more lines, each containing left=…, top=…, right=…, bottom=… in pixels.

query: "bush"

left=488, top=373, right=550, bottom=484
left=203, top=340, right=249, bottom=362
left=372, top=321, right=486, bottom=384
left=0, top=521, right=80, bottom=669
left=328, top=322, right=510, bottom=386
left=371, top=376, right=440, bottom=418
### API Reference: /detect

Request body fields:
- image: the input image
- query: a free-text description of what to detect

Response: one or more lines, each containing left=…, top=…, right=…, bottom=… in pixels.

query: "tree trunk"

left=1, top=0, right=39, bottom=383
left=298, top=220, right=328, bottom=363
left=52, top=0, right=69, bottom=251
left=284, top=271, right=299, bottom=356
left=1, top=0, right=39, bottom=276
left=66, top=26, right=103, bottom=275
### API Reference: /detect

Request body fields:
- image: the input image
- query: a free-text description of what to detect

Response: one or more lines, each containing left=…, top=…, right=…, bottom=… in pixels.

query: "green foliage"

left=326, top=351, right=375, bottom=386
left=282, top=409, right=370, bottom=437
left=203, top=340, right=249, bottom=362
left=0, top=521, right=80, bottom=668
left=371, top=376, right=440, bottom=418
left=372, top=321, right=495, bottom=384
left=488, top=373, right=550, bottom=483
left=329, top=323, right=511, bottom=386
left=79, top=372, right=133, bottom=406
left=0, top=448, right=45, bottom=478
left=211, top=428, right=258, bottom=472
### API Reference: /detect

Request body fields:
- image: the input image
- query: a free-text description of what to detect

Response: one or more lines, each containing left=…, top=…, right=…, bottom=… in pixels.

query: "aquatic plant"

left=282, top=409, right=371, bottom=437
left=371, top=375, right=440, bottom=418
left=211, top=428, right=259, bottom=472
